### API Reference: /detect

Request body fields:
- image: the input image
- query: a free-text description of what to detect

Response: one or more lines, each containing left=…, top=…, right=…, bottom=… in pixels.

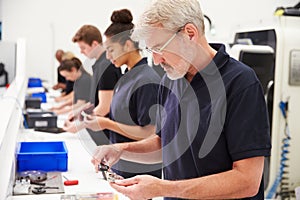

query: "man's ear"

left=71, top=67, right=77, bottom=73
left=91, top=40, right=99, bottom=48
left=183, top=23, right=199, bottom=41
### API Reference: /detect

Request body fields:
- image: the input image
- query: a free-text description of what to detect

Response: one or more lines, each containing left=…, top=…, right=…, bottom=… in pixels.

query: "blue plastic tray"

left=28, top=77, right=42, bottom=88
left=31, top=92, right=47, bottom=103
left=16, top=141, right=68, bottom=172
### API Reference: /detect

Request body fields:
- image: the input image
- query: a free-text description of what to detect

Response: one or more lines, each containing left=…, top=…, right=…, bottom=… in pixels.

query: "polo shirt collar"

left=199, top=43, right=229, bottom=76
left=124, top=57, right=147, bottom=73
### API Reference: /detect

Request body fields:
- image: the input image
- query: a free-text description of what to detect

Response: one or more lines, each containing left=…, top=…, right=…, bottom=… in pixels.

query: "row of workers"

left=47, top=0, right=271, bottom=199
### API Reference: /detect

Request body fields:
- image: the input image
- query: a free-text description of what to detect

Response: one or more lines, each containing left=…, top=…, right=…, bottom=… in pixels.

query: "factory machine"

left=229, top=4, right=300, bottom=199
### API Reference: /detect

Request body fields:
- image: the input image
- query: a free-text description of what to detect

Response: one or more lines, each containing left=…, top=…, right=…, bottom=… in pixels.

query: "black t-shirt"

left=90, top=52, right=122, bottom=106
left=64, top=80, right=74, bottom=95
left=156, top=44, right=271, bottom=200
left=57, top=68, right=74, bottom=94
left=57, top=68, right=66, bottom=83
left=109, top=58, right=162, bottom=179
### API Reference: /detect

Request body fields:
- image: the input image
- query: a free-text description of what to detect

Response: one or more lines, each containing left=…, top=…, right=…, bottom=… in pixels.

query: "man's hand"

left=84, top=115, right=109, bottom=131
left=52, top=83, right=66, bottom=90
left=67, top=112, right=76, bottom=122
left=92, top=144, right=123, bottom=172
left=67, top=102, right=93, bottom=121
left=63, top=119, right=83, bottom=133
left=110, top=175, right=162, bottom=200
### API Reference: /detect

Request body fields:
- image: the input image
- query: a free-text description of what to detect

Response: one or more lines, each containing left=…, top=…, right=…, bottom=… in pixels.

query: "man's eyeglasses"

left=145, top=26, right=184, bottom=55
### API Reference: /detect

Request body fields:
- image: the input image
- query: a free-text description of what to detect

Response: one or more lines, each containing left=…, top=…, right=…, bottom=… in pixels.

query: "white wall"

left=0, top=0, right=2, bottom=40
left=1, top=0, right=151, bottom=83
left=0, top=0, right=2, bottom=21
left=1, top=0, right=299, bottom=83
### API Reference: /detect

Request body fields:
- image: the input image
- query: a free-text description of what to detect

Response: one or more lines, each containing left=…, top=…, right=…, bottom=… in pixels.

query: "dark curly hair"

left=104, top=9, right=138, bottom=48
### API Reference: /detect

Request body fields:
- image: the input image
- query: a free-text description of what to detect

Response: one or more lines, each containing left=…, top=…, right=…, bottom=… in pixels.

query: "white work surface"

left=0, top=86, right=7, bottom=95
left=6, top=91, right=163, bottom=200
left=7, top=128, right=128, bottom=200
left=5, top=87, right=128, bottom=199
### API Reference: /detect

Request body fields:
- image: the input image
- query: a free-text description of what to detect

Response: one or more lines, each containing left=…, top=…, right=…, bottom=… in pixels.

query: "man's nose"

left=152, top=52, right=164, bottom=65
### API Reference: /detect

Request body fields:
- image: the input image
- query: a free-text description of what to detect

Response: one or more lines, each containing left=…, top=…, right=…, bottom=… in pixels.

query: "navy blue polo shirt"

left=90, top=52, right=122, bottom=106
left=156, top=44, right=271, bottom=200
left=110, top=58, right=162, bottom=178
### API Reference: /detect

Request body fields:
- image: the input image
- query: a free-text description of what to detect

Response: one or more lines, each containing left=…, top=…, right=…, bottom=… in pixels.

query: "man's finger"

left=113, top=176, right=139, bottom=186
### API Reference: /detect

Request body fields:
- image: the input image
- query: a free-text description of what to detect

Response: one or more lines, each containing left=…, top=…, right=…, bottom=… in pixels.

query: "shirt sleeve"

left=64, top=81, right=74, bottom=94
left=225, top=82, right=271, bottom=161
left=129, top=83, right=160, bottom=126
left=98, top=64, right=121, bottom=90
left=74, top=73, right=92, bottom=103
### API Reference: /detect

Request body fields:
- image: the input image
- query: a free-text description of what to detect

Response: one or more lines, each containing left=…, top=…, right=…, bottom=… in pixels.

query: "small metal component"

left=30, top=181, right=46, bottom=186
left=17, top=170, right=47, bottom=186
left=98, top=163, right=109, bottom=171
left=32, top=186, right=59, bottom=194
left=105, top=171, right=123, bottom=183
left=13, top=178, right=31, bottom=195
left=17, top=170, right=47, bottom=182
left=98, top=163, right=109, bottom=181
left=98, top=163, right=123, bottom=182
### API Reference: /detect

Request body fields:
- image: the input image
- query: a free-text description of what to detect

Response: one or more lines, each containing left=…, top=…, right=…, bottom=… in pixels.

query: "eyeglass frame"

left=145, top=25, right=185, bottom=55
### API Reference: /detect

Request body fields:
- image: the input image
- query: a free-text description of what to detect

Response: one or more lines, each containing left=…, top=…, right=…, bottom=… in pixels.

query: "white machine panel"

left=290, top=50, right=300, bottom=85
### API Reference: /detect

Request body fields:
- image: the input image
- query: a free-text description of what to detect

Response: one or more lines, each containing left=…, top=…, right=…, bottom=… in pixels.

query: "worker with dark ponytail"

left=85, top=9, right=162, bottom=179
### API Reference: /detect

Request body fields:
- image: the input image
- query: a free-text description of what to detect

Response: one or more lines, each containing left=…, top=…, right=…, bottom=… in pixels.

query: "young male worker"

left=64, top=25, right=122, bottom=145
left=91, top=0, right=271, bottom=199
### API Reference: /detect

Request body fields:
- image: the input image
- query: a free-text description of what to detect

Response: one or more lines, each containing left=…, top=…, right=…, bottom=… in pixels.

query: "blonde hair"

left=132, top=0, right=205, bottom=41
left=61, top=51, right=75, bottom=61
